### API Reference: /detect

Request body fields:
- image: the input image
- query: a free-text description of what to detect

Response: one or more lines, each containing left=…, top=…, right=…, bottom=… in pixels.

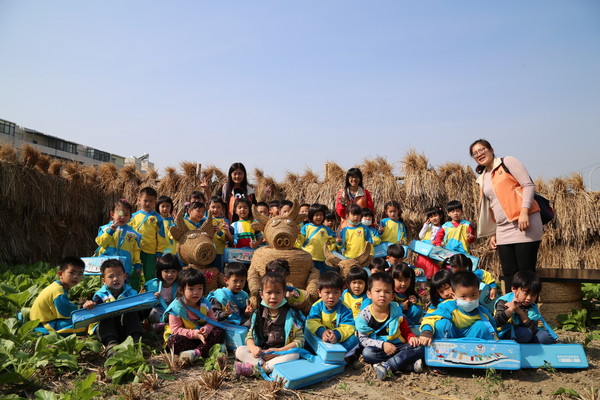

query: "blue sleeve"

left=339, top=305, right=356, bottom=327
left=54, top=294, right=78, bottom=317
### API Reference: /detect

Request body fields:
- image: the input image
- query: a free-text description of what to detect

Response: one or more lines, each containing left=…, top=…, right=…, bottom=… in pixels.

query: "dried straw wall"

left=1, top=145, right=599, bottom=275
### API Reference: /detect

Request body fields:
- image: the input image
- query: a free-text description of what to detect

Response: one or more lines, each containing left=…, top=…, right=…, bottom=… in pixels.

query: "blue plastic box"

left=82, top=256, right=129, bottom=276
left=408, top=240, right=480, bottom=270
left=425, top=339, right=521, bottom=370
left=224, top=248, right=254, bottom=264
left=304, top=331, right=347, bottom=364
left=374, top=242, right=409, bottom=258
left=521, top=343, right=588, bottom=369
left=223, top=324, right=249, bottom=351
left=270, top=357, right=345, bottom=389
left=71, top=292, right=157, bottom=329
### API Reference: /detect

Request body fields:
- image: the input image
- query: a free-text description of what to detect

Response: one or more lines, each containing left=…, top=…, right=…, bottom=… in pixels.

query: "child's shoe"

left=152, top=322, right=166, bottom=333
left=104, top=341, right=119, bottom=358
left=179, top=350, right=199, bottom=363
left=373, top=362, right=390, bottom=381
left=235, top=362, right=254, bottom=377
left=412, top=359, right=424, bottom=373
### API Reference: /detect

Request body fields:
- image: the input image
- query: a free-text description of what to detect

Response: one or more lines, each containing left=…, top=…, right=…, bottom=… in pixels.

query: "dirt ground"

left=122, top=330, right=599, bottom=400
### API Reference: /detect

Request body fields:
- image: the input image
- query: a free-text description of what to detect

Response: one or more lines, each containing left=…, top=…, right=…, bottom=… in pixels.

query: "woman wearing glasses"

left=469, top=139, right=543, bottom=290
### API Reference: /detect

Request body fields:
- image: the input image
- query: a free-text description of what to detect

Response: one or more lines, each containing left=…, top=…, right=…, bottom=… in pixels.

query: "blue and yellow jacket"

left=206, top=287, right=249, bottom=325
left=299, top=223, right=336, bottom=262
left=493, top=292, right=556, bottom=340
left=162, top=216, right=176, bottom=254
left=379, top=218, right=407, bottom=244
left=89, top=283, right=138, bottom=334
left=355, top=302, right=411, bottom=344
left=433, top=220, right=475, bottom=254
left=95, top=223, right=142, bottom=274
left=338, top=223, right=381, bottom=258
left=420, top=299, right=495, bottom=336
left=30, top=281, right=85, bottom=334
left=342, top=289, right=367, bottom=319
left=211, top=217, right=231, bottom=255
left=143, top=278, right=178, bottom=312
left=474, top=269, right=497, bottom=289
left=307, top=299, right=356, bottom=342
left=129, top=210, right=166, bottom=255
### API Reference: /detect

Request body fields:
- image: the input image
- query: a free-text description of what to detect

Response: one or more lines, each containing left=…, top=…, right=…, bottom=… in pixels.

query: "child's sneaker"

left=373, top=362, right=390, bottom=380
left=104, top=341, right=119, bottom=358
left=179, top=350, right=199, bottom=363
left=235, top=362, right=254, bottom=377
left=412, top=359, right=424, bottom=373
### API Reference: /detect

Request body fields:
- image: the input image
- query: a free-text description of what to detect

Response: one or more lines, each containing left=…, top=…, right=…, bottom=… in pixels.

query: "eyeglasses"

left=471, top=148, right=488, bottom=158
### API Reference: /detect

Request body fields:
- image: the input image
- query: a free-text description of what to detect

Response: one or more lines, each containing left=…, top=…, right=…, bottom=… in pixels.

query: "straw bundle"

left=253, top=168, right=284, bottom=203
left=157, top=167, right=182, bottom=207
left=202, top=164, right=226, bottom=199
left=307, top=161, right=344, bottom=212
left=48, top=160, right=62, bottom=176
left=0, top=145, right=18, bottom=163
left=360, top=157, right=403, bottom=221
left=117, top=164, right=143, bottom=207
left=21, top=144, right=40, bottom=168
left=402, top=150, right=446, bottom=212
left=437, top=162, right=477, bottom=221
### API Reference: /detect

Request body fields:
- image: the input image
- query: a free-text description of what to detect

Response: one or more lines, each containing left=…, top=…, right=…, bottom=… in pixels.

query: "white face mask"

left=361, top=219, right=372, bottom=226
left=456, top=298, right=479, bottom=313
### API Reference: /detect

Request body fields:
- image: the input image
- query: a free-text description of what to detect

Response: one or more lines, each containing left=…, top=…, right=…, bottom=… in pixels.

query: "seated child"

left=444, top=254, right=497, bottom=306
left=337, top=204, right=380, bottom=258
left=207, top=262, right=253, bottom=326
left=419, top=271, right=496, bottom=345
left=356, top=272, right=424, bottom=380
left=183, top=201, right=206, bottom=229
left=87, top=259, right=142, bottom=355
left=427, top=269, right=454, bottom=312
left=163, top=268, right=225, bottom=362
left=300, top=203, right=337, bottom=274
left=494, top=271, right=557, bottom=344
left=143, top=254, right=181, bottom=324
left=30, top=256, right=88, bottom=335
left=378, top=200, right=408, bottom=245
left=235, top=272, right=306, bottom=376
left=342, top=267, right=369, bottom=318
left=433, top=200, right=476, bottom=254
left=279, top=200, right=293, bottom=215
left=307, top=271, right=358, bottom=354
left=391, top=263, right=423, bottom=326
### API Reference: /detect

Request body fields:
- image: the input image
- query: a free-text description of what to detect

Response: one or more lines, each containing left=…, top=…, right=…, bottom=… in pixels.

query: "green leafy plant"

left=557, top=309, right=600, bottom=332
left=104, top=337, right=170, bottom=384
left=32, top=373, right=100, bottom=400
left=541, top=360, right=557, bottom=374
left=201, top=344, right=225, bottom=371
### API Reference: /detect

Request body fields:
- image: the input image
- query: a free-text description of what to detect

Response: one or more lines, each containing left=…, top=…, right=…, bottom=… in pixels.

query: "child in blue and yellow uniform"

left=337, top=204, right=380, bottom=258
left=183, top=201, right=206, bottom=229
left=207, top=262, right=253, bottom=327
left=433, top=200, right=476, bottom=254
left=444, top=253, right=498, bottom=309
left=390, top=263, right=423, bottom=325
left=30, top=256, right=88, bottom=335
left=300, top=203, right=337, bottom=274
left=88, top=259, right=142, bottom=355
left=143, top=254, right=181, bottom=324
left=427, top=269, right=454, bottom=312
left=415, top=206, right=445, bottom=279
left=419, top=271, right=496, bottom=346
left=307, top=271, right=359, bottom=354
left=156, top=195, right=176, bottom=254
left=129, top=187, right=167, bottom=289
left=231, top=198, right=264, bottom=249
left=378, top=201, right=408, bottom=245
left=342, top=267, right=369, bottom=318
left=494, top=271, right=556, bottom=344
left=234, top=272, right=306, bottom=376
left=207, top=196, right=234, bottom=271
left=356, top=272, right=425, bottom=380
left=96, top=199, right=142, bottom=277
left=162, top=268, right=225, bottom=362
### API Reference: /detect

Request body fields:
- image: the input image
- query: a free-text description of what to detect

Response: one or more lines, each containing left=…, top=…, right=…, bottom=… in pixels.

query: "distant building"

left=0, top=118, right=150, bottom=171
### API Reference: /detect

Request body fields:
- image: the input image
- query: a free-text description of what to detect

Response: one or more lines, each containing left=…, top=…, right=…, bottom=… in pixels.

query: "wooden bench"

left=535, top=268, right=600, bottom=324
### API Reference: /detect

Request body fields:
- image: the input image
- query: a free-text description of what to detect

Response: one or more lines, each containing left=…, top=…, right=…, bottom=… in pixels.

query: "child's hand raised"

left=383, top=341, right=397, bottom=355
left=402, top=299, right=410, bottom=310
left=244, top=300, right=254, bottom=315
left=154, top=292, right=160, bottom=299
left=223, top=302, right=233, bottom=316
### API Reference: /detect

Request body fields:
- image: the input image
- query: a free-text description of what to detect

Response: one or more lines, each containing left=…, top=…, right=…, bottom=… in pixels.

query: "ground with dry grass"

left=78, top=331, right=599, bottom=400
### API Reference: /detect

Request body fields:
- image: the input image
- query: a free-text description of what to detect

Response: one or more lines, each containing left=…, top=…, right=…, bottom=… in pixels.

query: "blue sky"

left=1, top=1, right=599, bottom=189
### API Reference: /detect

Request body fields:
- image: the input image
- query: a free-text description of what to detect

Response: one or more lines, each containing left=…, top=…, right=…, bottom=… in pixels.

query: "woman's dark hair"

left=227, top=162, right=249, bottom=189
left=430, top=269, right=453, bottom=307
left=390, top=262, right=419, bottom=300
left=344, top=168, right=364, bottom=189
left=254, top=272, right=293, bottom=346
left=233, top=197, right=253, bottom=221
left=178, top=268, right=206, bottom=293
left=443, top=253, right=473, bottom=272
left=308, top=203, right=327, bottom=223
left=156, top=254, right=182, bottom=283
left=156, top=195, right=173, bottom=214
left=469, top=139, right=494, bottom=174
left=347, top=266, right=369, bottom=286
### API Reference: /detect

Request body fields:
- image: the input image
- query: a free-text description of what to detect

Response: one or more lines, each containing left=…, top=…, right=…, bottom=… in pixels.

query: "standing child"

left=378, top=201, right=407, bottom=245
left=391, top=263, right=423, bottom=325
left=157, top=196, right=176, bottom=254
left=419, top=271, right=496, bottom=345
left=361, top=208, right=381, bottom=244
left=234, top=272, right=306, bottom=376
left=207, top=262, right=253, bottom=326
left=300, top=203, right=337, bottom=274
left=356, top=272, right=424, bottom=380
left=96, top=199, right=142, bottom=278
left=231, top=198, right=263, bottom=248
left=415, top=206, right=445, bottom=279
left=162, top=268, right=225, bottom=362
left=256, top=201, right=270, bottom=218
left=433, top=200, right=476, bottom=254
left=268, top=200, right=281, bottom=217
left=323, top=211, right=337, bottom=231
left=30, top=257, right=88, bottom=335
left=143, top=254, right=181, bottom=324
left=337, top=204, right=380, bottom=258
left=279, top=200, right=293, bottom=216
left=307, top=271, right=359, bottom=354
left=342, top=267, right=369, bottom=318
left=494, top=271, right=556, bottom=344
left=184, top=201, right=206, bottom=229
left=427, top=269, right=454, bottom=312
left=129, top=187, right=166, bottom=289
left=207, top=196, right=234, bottom=271
left=88, top=259, right=143, bottom=356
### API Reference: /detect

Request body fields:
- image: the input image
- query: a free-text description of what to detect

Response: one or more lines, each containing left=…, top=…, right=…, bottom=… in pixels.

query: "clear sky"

left=1, top=1, right=599, bottom=189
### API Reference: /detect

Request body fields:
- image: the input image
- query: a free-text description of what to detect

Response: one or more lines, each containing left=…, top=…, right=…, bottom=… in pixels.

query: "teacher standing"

left=470, top=139, right=543, bottom=290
